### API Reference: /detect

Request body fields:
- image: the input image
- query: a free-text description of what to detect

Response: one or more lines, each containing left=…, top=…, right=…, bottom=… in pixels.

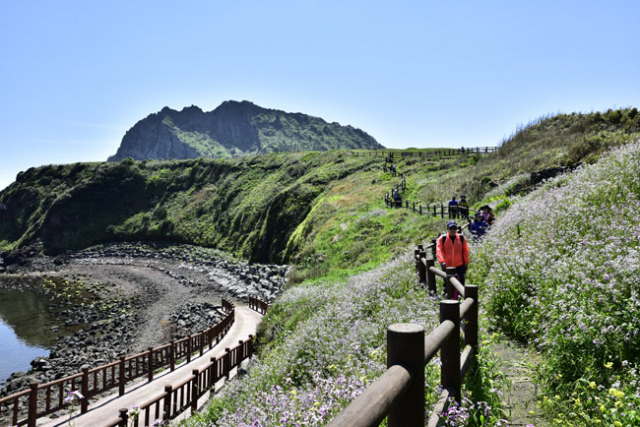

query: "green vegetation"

left=2, top=107, right=639, bottom=425
left=469, top=140, right=640, bottom=426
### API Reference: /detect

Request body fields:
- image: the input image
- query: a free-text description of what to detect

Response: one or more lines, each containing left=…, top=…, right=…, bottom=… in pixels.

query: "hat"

left=461, top=195, right=466, bottom=199
left=447, top=220, right=458, bottom=229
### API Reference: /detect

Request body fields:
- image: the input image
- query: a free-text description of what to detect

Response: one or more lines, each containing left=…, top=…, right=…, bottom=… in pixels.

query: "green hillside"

left=1, top=108, right=639, bottom=425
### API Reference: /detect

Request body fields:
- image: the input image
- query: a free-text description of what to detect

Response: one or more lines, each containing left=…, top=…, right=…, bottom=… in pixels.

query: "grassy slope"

left=1, top=108, right=638, bottom=425
left=469, top=141, right=640, bottom=426
left=177, top=108, right=639, bottom=426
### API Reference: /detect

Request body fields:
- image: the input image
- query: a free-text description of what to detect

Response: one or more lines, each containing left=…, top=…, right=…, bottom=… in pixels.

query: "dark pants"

left=443, top=264, right=467, bottom=297
left=455, top=265, right=467, bottom=285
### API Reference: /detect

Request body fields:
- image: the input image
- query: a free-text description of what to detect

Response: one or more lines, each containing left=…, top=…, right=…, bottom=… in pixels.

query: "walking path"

left=490, top=340, right=548, bottom=427
left=40, top=306, right=262, bottom=427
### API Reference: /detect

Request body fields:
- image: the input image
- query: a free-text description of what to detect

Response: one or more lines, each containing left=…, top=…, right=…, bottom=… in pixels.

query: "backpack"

left=441, top=234, right=464, bottom=245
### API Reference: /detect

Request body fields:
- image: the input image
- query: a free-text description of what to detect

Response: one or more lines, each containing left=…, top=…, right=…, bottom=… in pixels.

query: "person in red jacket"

left=436, top=220, right=470, bottom=286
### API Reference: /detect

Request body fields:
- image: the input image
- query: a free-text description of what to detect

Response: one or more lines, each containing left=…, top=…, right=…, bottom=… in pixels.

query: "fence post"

left=148, top=348, right=154, bottom=382
left=248, top=334, right=254, bottom=358
left=28, top=382, right=38, bottom=427
left=465, top=285, right=479, bottom=349
left=170, top=341, right=176, bottom=371
left=426, top=258, right=436, bottom=293
left=440, top=300, right=461, bottom=403
left=187, top=335, right=192, bottom=363
left=81, top=367, right=89, bottom=413
left=418, top=251, right=426, bottom=284
left=163, top=385, right=173, bottom=420
left=119, top=356, right=126, bottom=395
left=387, top=324, right=425, bottom=427
left=224, top=348, right=231, bottom=379
left=239, top=340, right=245, bottom=361
left=200, top=332, right=205, bottom=356
left=440, top=204, right=444, bottom=218
left=419, top=205, right=422, bottom=215
left=118, top=408, right=128, bottom=427
left=445, top=267, right=457, bottom=299
left=431, top=238, right=437, bottom=259
left=191, top=370, right=199, bottom=412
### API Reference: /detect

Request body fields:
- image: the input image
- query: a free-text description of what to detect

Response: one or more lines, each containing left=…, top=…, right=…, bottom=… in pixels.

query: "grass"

left=469, top=140, right=640, bottom=426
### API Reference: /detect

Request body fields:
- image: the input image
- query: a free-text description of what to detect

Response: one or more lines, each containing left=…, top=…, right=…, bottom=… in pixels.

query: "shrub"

left=152, top=206, right=168, bottom=220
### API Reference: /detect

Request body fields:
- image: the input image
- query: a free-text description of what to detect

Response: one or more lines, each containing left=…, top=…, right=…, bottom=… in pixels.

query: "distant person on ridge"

left=448, top=196, right=458, bottom=219
left=469, top=213, right=488, bottom=240
left=458, top=195, right=470, bottom=220
left=436, top=220, right=470, bottom=291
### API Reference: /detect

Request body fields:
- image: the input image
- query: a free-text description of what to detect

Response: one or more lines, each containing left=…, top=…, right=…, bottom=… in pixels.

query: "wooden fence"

left=383, top=180, right=471, bottom=221
left=327, top=238, right=478, bottom=427
left=105, top=296, right=271, bottom=427
left=248, top=295, right=270, bottom=315
left=104, top=334, right=254, bottom=427
left=0, top=298, right=237, bottom=427
left=350, top=147, right=497, bottom=158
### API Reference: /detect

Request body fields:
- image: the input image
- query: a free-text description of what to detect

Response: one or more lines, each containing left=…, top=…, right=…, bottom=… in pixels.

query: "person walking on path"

left=469, top=213, right=489, bottom=240
left=482, top=205, right=495, bottom=225
left=458, top=195, right=470, bottom=221
left=436, top=220, right=470, bottom=295
left=448, top=196, right=459, bottom=219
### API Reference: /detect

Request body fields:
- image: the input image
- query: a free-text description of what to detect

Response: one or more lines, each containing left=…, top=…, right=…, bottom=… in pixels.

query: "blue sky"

left=1, top=0, right=638, bottom=190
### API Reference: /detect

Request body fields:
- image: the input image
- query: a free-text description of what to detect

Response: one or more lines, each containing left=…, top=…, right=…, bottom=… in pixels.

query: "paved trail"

left=41, top=306, right=262, bottom=427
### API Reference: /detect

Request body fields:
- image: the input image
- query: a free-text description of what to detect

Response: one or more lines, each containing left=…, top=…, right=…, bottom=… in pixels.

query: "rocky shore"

left=0, top=242, right=287, bottom=424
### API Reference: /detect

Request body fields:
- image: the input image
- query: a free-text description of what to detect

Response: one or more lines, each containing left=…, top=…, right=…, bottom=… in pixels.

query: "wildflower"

left=589, top=381, right=597, bottom=389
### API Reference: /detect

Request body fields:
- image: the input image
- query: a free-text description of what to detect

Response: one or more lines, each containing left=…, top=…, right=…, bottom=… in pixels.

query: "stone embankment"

left=64, top=243, right=289, bottom=303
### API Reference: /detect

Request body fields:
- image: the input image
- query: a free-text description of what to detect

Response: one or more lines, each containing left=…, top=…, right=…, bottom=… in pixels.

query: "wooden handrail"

left=326, top=365, right=413, bottom=427
left=330, top=270, right=479, bottom=427
left=103, top=334, right=256, bottom=427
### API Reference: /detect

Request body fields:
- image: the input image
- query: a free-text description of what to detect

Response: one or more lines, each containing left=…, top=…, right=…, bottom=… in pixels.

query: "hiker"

left=393, top=188, right=402, bottom=207
left=458, top=195, right=470, bottom=220
left=448, top=196, right=458, bottom=219
left=469, top=213, right=488, bottom=240
left=482, top=205, right=495, bottom=225
left=436, top=220, right=470, bottom=291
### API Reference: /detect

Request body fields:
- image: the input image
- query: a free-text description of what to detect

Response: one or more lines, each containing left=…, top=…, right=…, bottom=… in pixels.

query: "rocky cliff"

left=108, top=101, right=384, bottom=161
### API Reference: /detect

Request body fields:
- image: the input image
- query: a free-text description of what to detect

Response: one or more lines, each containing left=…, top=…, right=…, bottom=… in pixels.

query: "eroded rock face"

left=108, top=100, right=383, bottom=161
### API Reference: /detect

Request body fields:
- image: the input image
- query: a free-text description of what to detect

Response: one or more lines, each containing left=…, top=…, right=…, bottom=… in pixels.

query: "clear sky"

left=1, top=0, right=638, bottom=190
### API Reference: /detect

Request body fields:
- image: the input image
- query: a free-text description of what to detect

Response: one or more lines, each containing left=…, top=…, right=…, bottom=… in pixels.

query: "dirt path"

left=490, top=340, right=548, bottom=427
left=59, top=256, right=229, bottom=351
left=40, top=306, right=262, bottom=427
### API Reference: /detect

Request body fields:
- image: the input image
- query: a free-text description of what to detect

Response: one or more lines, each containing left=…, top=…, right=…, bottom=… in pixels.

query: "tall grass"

left=471, top=140, right=640, bottom=426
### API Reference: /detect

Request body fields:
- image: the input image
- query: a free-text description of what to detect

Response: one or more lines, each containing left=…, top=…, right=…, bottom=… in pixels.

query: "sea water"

left=0, top=286, right=59, bottom=386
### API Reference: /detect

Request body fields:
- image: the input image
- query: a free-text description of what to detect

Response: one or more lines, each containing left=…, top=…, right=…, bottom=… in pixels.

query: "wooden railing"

left=387, top=199, right=472, bottom=219
left=248, top=295, right=270, bottom=315
left=349, top=147, right=498, bottom=158
left=104, top=335, right=255, bottom=427
left=0, top=299, right=236, bottom=427
left=328, top=235, right=478, bottom=427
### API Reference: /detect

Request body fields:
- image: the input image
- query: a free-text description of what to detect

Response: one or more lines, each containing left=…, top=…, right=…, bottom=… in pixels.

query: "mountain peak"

left=108, top=101, right=383, bottom=161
